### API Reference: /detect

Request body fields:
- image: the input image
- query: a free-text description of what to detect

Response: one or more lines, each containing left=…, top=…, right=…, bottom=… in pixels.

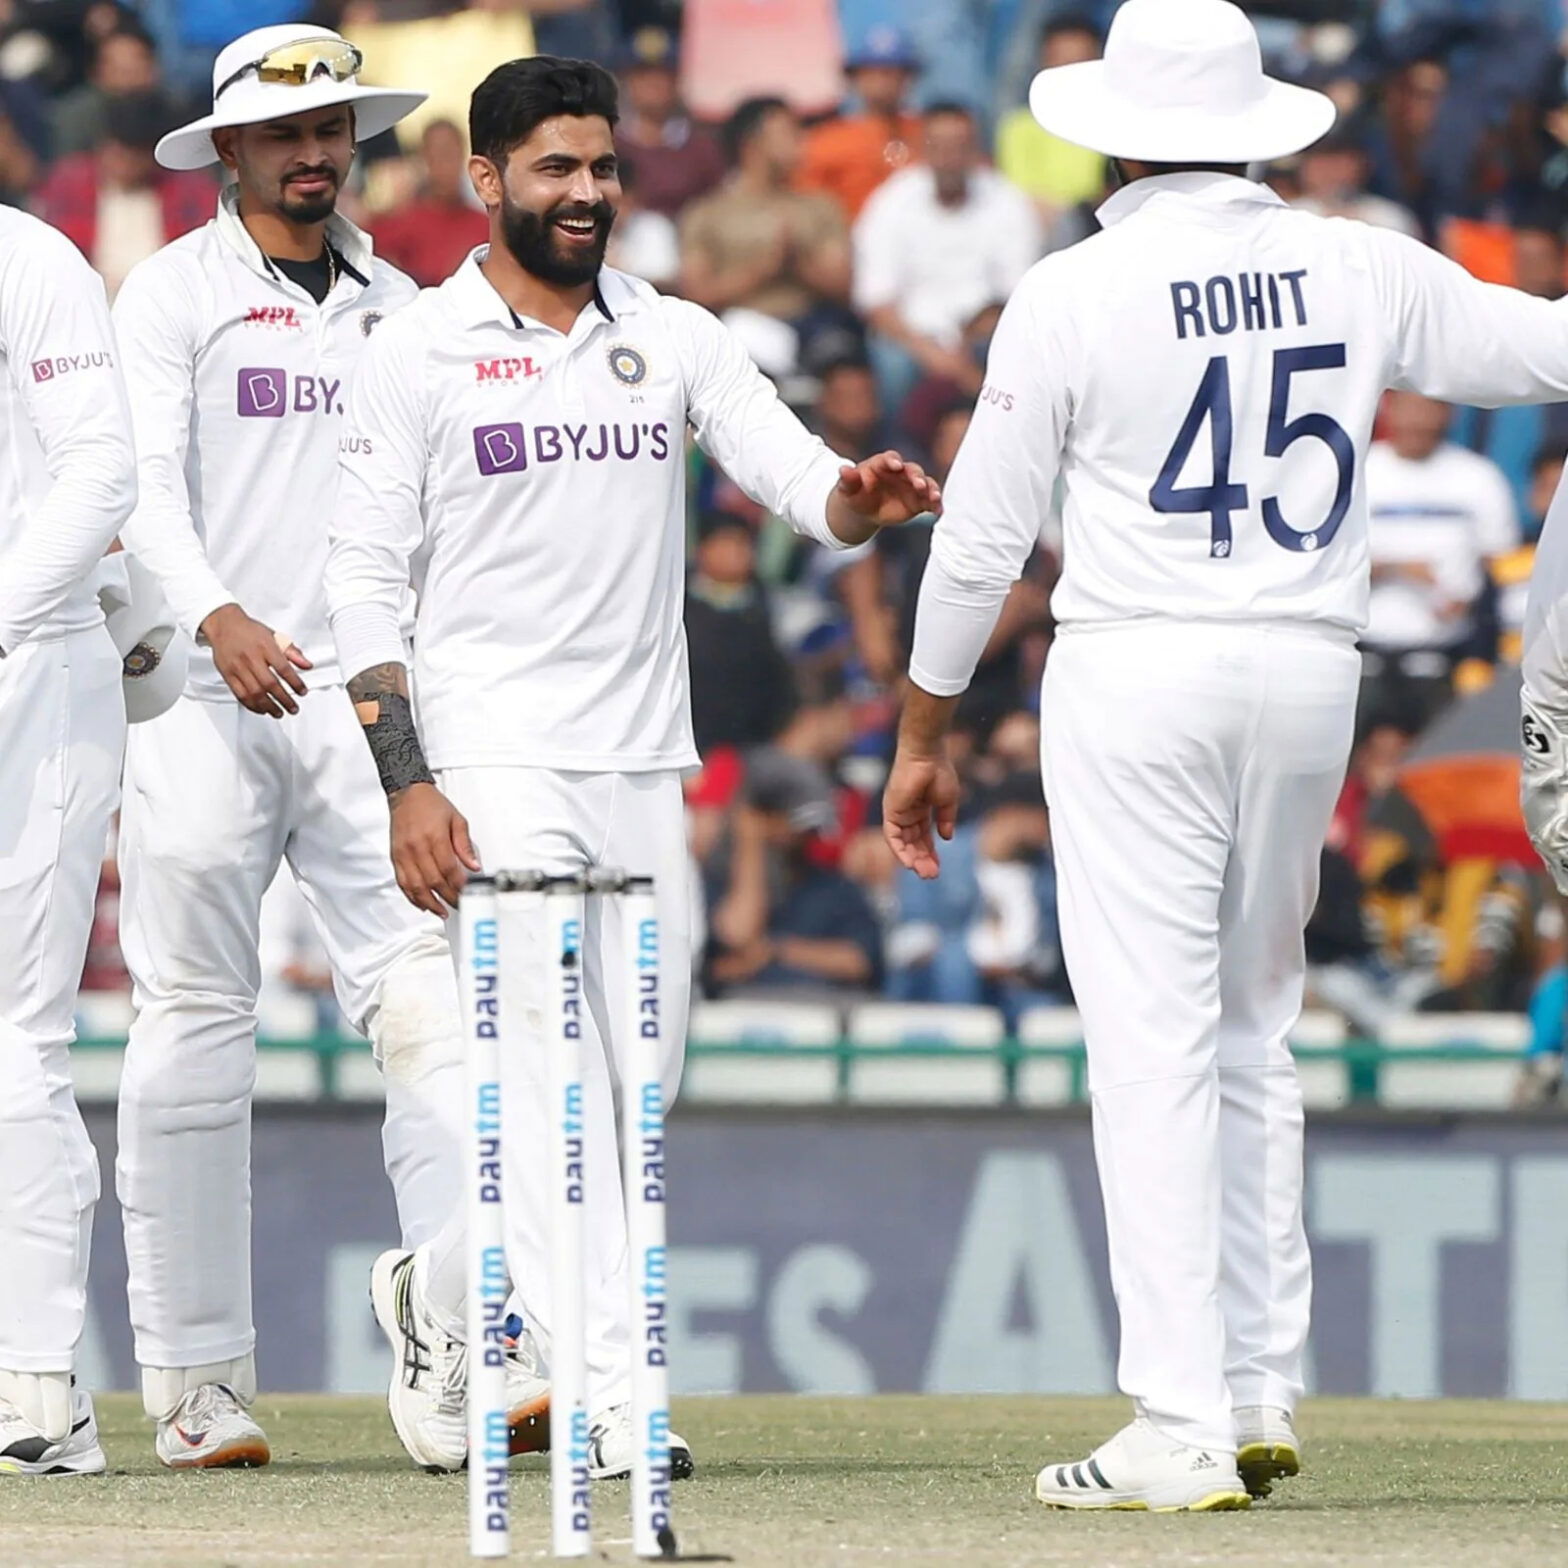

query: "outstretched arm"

left=347, top=659, right=478, bottom=917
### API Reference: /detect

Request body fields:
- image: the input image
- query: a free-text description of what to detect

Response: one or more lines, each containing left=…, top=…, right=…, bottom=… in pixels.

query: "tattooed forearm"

left=348, top=661, right=435, bottom=797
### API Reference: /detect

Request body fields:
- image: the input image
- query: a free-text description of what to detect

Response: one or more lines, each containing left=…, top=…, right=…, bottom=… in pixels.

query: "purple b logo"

left=238, top=368, right=286, bottom=418
left=474, top=423, right=528, bottom=475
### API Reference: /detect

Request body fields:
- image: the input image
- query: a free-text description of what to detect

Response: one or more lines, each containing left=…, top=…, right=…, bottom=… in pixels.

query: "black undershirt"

left=269, top=246, right=337, bottom=304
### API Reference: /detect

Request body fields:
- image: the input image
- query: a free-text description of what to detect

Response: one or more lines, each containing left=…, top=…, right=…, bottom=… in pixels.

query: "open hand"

left=390, top=782, right=481, bottom=916
left=882, top=748, right=961, bottom=879
left=835, top=451, right=942, bottom=527
left=200, top=603, right=312, bottom=718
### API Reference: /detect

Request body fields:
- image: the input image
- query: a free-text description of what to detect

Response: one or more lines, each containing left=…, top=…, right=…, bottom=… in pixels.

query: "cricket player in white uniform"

left=325, top=57, right=938, bottom=1480
left=884, top=0, right=1568, bottom=1513
left=109, top=28, right=549, bottom=1471
left=0, top=210, right=137, bottom=1476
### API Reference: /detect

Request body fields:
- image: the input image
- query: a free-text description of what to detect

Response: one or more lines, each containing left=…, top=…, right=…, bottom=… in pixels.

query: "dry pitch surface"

left=2, top=1395, right=1566, bottom=1568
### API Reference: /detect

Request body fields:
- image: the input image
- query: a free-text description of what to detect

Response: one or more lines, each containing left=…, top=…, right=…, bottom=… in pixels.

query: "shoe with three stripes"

left=1034, top=1418, right=1250, bottom=1512
left=1234, top=1405, right=1301, bottom=1499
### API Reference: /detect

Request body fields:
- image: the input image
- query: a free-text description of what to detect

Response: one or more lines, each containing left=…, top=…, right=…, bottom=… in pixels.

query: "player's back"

left=1020, top=174, right=1549, bottom=636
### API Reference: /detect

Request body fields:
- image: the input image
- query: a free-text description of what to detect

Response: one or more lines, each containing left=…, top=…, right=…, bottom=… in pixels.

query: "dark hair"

left=105, top=89, right=177, bottom=152
left=469, top=56, right=618, bottom=166
left=722, top=95, right=789, bottom=165
left=923, top=100, right=976, bottom=125
left=1041, top=12, right=1102, bottom=46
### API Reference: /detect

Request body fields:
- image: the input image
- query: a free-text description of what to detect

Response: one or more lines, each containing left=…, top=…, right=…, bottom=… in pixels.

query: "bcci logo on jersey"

left=607, top=344, right=647, bottom=386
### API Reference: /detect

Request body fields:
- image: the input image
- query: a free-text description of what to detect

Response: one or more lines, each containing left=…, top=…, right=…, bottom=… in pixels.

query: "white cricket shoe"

left=0, top=1385, right=105, bottom=1476
left=370, top=1248, right=468, bottom=1472
left=155, top=1383, right=270, bottom=1470
left=586, top=1402, right=694, bottom=1482
left=503, top=1318, right=551, bottom=1456
left=1034, top=1418, right=1249, bottom=1512
left=1234, top=1405, right=1301, bottom=1499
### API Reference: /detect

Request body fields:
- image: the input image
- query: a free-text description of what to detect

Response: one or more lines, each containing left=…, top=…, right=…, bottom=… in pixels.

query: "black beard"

left=499, top=195, right=615, bottom=286
left=278, top=173, right=340, bottom=226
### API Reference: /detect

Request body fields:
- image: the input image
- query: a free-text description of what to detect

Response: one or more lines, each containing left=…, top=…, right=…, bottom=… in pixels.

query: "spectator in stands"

left=50, top=22, right=161, bottom=159
left=841, top=400, right=1050, bottom=711
left=901, top=300, right=1002, bottom=449
left=679, top=96, right=852, bottom=370
left=994, top=15, right=1106, bottom=223
left=811, top=357, right=886, bottom=460
left=604, top=152, right=679, bottom=289
left=614, top=24, right=725, bottom=220
left=797, top=23, right=922, bottom=222
left=707, top=756, right=883, bottom=996
left=685, top=512, right=796, bottom=754
left=368, top=117, right=486, bottom=288
left=1363, top=58, right=1465, bottom=242
left=35, top=90, right=212, bottom=298
left=1362, top=391, right=1519, bottom=728
left=853, top=101, right=1041, bottom=421
left=1287, top=121, right=1419, bottom=234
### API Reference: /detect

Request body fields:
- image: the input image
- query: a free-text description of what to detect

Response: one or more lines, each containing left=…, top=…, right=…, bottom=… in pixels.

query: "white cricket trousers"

left=0, top=627, right=123, bottom=1372
left=1041, top=621, right=1359, bottom=1453
left=117, top=689, right=466, bottom=1380
left=440, top=767, right=691, bottom=1414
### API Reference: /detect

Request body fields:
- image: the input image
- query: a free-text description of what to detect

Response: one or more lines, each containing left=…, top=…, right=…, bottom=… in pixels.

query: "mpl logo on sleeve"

left=32, top=350, right=115, bottom=383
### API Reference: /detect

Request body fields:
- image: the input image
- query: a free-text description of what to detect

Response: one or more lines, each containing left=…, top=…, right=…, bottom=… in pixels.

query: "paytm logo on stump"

left=473, top=421, right=673, bottom=476
left=237, top=369, right=344, bottom=418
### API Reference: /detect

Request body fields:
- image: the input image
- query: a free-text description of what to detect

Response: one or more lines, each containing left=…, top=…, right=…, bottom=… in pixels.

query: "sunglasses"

left=216, top=38, right=364, bottom=101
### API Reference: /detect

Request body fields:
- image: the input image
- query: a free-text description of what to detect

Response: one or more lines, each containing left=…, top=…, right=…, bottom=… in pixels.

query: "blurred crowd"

left=38, top=0, right=1568, bottom=1092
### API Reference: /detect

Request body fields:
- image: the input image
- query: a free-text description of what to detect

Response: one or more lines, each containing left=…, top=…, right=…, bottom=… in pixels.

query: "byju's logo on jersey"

left=473, top=420, right=672, bottom=475
left=237, top=368, right=344, bottom=419
left=31, top=351, right=114, bottom=383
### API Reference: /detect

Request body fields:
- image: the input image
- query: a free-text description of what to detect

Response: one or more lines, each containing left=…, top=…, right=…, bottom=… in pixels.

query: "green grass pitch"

left=2, top=1395, right=1566, bottom=1566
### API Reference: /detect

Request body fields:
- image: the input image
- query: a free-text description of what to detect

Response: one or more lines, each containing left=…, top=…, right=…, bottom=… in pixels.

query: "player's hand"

left=390, top=782, right=481, bottom=917
left=882, top=747, right=960, bottom=880
left=835, top=451, right=942, bottom=528
left=200, top=603, right=312, bottom=718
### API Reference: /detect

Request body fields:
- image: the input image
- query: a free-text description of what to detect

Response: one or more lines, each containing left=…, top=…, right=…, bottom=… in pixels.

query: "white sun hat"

left=156, top=24, right=427, bottom=171
left=1029, top=0, right=1335, bottom=164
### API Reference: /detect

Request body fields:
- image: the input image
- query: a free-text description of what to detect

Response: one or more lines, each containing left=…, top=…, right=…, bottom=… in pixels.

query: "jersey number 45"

left=1151, top=344, right=1353, bottom=560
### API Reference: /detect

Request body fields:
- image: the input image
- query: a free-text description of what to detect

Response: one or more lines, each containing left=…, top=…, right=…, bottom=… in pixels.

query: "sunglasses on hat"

left=215, top=38, right=364, bottom=101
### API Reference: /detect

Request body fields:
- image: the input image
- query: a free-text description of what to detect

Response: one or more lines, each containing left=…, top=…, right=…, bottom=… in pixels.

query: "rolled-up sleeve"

left=666, top=296, right=849, bottom=549
left=909, top=280, right=1070, bottom=697
left=112, top=257, right=235, bottom=640
left=327, top=318, right=428, bottom=680
left=0, top=224, right=136, bottom=650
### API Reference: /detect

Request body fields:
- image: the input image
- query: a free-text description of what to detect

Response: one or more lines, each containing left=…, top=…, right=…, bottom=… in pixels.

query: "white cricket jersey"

left=910, top=172, right=1568, bottom=696
left=111, top=189, right=417, bottom=696
left=0, top=206, right=135, bottom=651
left=326, top=256, right=849, bottom=773
left=1363, top=440, right=1516, bottom=651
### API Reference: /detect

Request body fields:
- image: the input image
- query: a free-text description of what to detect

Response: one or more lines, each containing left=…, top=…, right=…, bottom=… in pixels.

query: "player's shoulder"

left=116, top=221, right=220, bottom=302
left=626, top=273, right=717, bottom=339
left=360, top=285, right=441, bottom=360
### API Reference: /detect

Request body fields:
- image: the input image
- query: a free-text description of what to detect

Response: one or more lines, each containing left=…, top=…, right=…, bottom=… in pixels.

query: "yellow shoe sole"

left=1039, top=1489, right=1252, bottom=1512
left=1237, top=1439, right=1300, bottom=1500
